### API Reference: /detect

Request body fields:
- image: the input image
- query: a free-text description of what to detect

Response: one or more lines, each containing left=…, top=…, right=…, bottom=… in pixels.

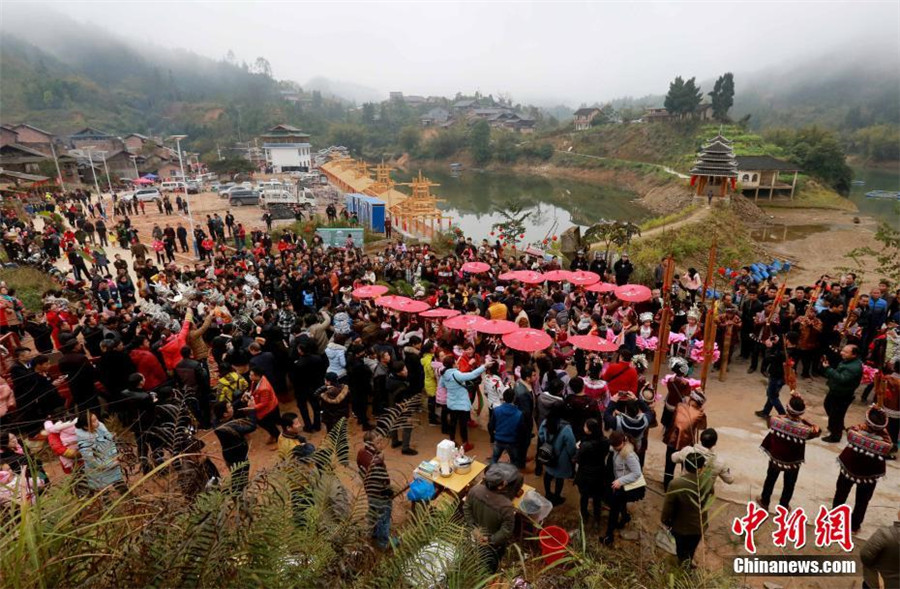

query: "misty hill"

left=732, top=45, right=900, bottom=132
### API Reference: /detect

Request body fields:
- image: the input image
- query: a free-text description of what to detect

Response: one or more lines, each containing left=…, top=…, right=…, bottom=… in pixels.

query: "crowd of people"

left=1, top=188, right=898, bottom=583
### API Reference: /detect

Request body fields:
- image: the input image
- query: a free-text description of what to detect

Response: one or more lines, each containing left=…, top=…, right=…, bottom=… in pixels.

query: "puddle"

left=750, top=223, right=830, bottom=243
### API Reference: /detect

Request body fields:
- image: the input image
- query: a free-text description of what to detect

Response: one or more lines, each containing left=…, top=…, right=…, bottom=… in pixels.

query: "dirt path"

left=558, top=149, right=691, bottom=179
left=636, top=206, right=711, bottom=239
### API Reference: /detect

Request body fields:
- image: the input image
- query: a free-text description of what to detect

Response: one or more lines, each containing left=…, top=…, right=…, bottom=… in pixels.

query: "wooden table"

left=414, top=458, right=487, bottom=495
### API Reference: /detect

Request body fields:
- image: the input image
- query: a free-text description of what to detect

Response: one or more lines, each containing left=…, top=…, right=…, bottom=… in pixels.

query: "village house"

left=101, top=150, right=142, bottom=180
left=0, top=143, right=47, bottom=175
left=0, top=126, right=19, bottom=147
left=259, top=124, right=312, bottom=173
left=573, top=107, right=602, bottom=131
left=420, top=107, right=451, bottom=127
left=404, top=95, right=426, bottom=106
left=69, top=127, right=124, bottom=152
left=734, top=155, right=801, bottom=200
left=644, top=107, right=670, bottom=123
left=12, top=124, right=56, bottom=155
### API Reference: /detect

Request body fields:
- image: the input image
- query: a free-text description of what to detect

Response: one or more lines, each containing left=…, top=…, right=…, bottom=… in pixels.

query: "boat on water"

left=851, top=180, right=865, bottom=186
left=450, top=162, right=463, bottom=172
left=864, top=189, right=900, bottom=200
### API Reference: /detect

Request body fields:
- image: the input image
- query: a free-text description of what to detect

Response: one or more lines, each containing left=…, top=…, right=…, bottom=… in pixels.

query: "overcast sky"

left=9, top=1, right=900, bottom=104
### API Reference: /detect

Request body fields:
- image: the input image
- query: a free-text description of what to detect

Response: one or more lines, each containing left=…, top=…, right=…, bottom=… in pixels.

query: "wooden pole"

left=700, top=238, right=717, bottom=306
left=700, top=303, right=718, bottom=388
left=651, top=255, right=676, bottom=390
left=718, top=322, right=733, bottom=382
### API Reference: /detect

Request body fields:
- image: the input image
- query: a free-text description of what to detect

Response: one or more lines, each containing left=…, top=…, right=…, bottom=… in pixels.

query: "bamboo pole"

left=651, top=255, right=676, bottom=390
left=700, top=238, right=717, bottom=306
left=718, top=322, right=733, bottom=382
left=700, top=304, right=718, bottom=388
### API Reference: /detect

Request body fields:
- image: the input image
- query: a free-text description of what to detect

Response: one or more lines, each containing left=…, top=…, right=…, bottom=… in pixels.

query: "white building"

left=260, top=124, right=311, bottom=173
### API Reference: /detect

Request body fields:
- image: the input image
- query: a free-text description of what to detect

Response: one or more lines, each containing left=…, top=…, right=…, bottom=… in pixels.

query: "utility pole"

left=130, top=155, right=140, bottom=179
left=170, top=135, right=196, bottom=258
left=85, top=147, right=102, bottom=198
left=49, top=141, right=65, bottom=191
left=100, top=151, right=113, bottom=193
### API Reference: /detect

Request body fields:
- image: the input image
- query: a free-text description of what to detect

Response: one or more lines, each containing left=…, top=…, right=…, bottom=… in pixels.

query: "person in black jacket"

left=755, top=332, right=800, bottom=419
left=403, top=336, right=425, bottom=400
left=11, top=354, right=63, bottom=437
left=291, top=336, right=326, bottom=432
left=59, top=338, right=102, bottom=414
left=213, top=398, right=257, bottom=494
left=386, top=361, right=418, bottom=456
left=574, top=418, right=610, bottom=525
left=23, top=312, right=54, bottom=354
left=175, top=346, right=212, bottom=428
left=98, top=336, right=137, bottom=410
left=120, top=373, right=158, bottom=473
left=346, top=343, right=374, bottom=431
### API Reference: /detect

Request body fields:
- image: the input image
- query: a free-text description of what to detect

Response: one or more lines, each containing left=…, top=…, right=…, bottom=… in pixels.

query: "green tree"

left=328, top=123, right=367, bottom=155
left=767, top=126, right=853, bottom=194
left=398, top=125, right=421, bottom=153
left=664, top=76, right=703, bottom=118
left=206, top=157, right=255, bottom=176
left=493, top=131, right=518, bottom=164
left=361, top=103, right=376, bottom=125
left=492, top=203, right=531, bottom=250
left=846, top=220, right=900, bottom=283
left=708, top=73, right=734, bottom=121
left=468, top=120, right=492, bottom=165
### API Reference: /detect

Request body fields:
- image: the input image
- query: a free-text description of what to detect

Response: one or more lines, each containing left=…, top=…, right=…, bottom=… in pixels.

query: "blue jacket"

left=538, top=420, right=577, bottom=479
left=440, top=365, right=486, bottom=411
left=490, top=402, right=522, bottom=444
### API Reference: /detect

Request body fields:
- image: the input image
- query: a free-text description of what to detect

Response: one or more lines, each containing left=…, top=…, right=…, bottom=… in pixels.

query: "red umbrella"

left=443, top=314, right=489, bottom=331
left=568, top=334, right=620, bottom=353
left=503, top=328, right=553, bottom=352
left=543, top=270, right=571, bottom=282
left=586, top=282, right=617, bottom=293
left=386, top=298, right=431, bottom=313
left=498, top=271, right=519, bottom=281
left=374, top=295, right=407, bottom=307
left=461, top=261, right=491, bottom=274
left=419, top=308, right=461, bottom=319
left=512, top=270, right=545, bottom=284
left=475, top=319, right=518, bottom=335
left=615, top=284, right=652, bottom=303
left=352, top=285, right=389, bottom=299
left=567, top=270, right=601, bottom=286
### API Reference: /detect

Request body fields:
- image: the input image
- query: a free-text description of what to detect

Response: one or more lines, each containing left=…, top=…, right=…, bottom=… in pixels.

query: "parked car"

left=121, top=188, right=162, bottom=202
left=161, top=181, right=187, bottom=193
left=218, top=183, right=239, bottom=198
left=186, top=181, right=201, bottom=194
left=228, top=190, right=260, bottom=207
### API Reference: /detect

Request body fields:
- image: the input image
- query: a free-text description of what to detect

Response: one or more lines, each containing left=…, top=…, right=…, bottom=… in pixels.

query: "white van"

left=161, top=181, right=187, bottom=193
left=261, top=187, right=316, bottom=208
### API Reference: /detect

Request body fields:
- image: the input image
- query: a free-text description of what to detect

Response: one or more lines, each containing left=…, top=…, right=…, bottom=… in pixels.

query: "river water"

left=849, top=166, right=899, bottom=224
left=392, top=167, right=649, bottom=242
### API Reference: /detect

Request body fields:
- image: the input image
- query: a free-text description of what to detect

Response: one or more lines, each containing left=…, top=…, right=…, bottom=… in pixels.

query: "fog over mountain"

left=2, top=1, right=897, bottom=107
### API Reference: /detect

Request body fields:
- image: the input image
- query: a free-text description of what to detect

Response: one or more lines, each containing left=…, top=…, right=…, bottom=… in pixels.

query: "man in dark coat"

left=11, top=354, right=62, bottom=436
left=386, top=361, right=417, bottom=455
left=613, top=254, right=634, bottom=286
left=821, top=344, right=864, bottom=442
left=175, top=346, right=213, bottom=428
left=291, top=336, right=326, bottom=432
left=58, top=338, right=101, bottom=414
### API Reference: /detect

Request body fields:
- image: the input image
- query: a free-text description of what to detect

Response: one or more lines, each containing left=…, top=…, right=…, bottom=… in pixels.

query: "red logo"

left=814, top=505, right=854, bottom=552
left=732, top=502, right=769, bottom=554
left=772, top=506, right=808, bottom=549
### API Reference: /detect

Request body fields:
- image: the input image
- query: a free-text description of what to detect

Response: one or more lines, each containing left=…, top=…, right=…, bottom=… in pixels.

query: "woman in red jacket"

left=249, top=366, right=280, bottom=445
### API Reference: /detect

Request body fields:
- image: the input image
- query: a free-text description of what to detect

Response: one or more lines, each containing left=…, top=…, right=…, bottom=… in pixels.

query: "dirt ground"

left=43, top=192, right=896, bottom=589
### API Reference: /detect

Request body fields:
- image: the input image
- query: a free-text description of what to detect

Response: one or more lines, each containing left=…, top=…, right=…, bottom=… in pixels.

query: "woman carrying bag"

left=603, top=430, right=646, bottom=545
left=537, top=407, right=577, bottom=506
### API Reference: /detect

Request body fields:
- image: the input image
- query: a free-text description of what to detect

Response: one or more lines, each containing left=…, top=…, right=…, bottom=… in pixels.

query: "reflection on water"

left=849, top=167, right=900, bottom=224
left=750, top=224, right=831, bottom=243
left=393, top=167, right=649, bottom=242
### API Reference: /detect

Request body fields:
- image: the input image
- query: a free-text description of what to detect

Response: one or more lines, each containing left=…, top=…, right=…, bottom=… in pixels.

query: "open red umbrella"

left=374, top=295, right=407, bottom=307
left=502, top=328, right=553, bottom=352
left=498, top=271, right=520, bottom=281
left=615, top=284, right=652, bottom=303
left=461, top=261, right=491, bottom=274
left=386, top=298, right=431, bottom=313
left=567, top=270, right=601, bottom=286
left=543, top=270, right=571, bottom=282
left=586, top=282, right=617, bottom=293
left=352, top=285, right=389, bottom=299
left=475, top=319, right=518, bottom=335
left=443, top=314, right=489, bottom=331
left=419, top=308, right=461, bottom=319
left=512, top=270, right=545, bottom=284
left=568, top=334, right=620, bottom=353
